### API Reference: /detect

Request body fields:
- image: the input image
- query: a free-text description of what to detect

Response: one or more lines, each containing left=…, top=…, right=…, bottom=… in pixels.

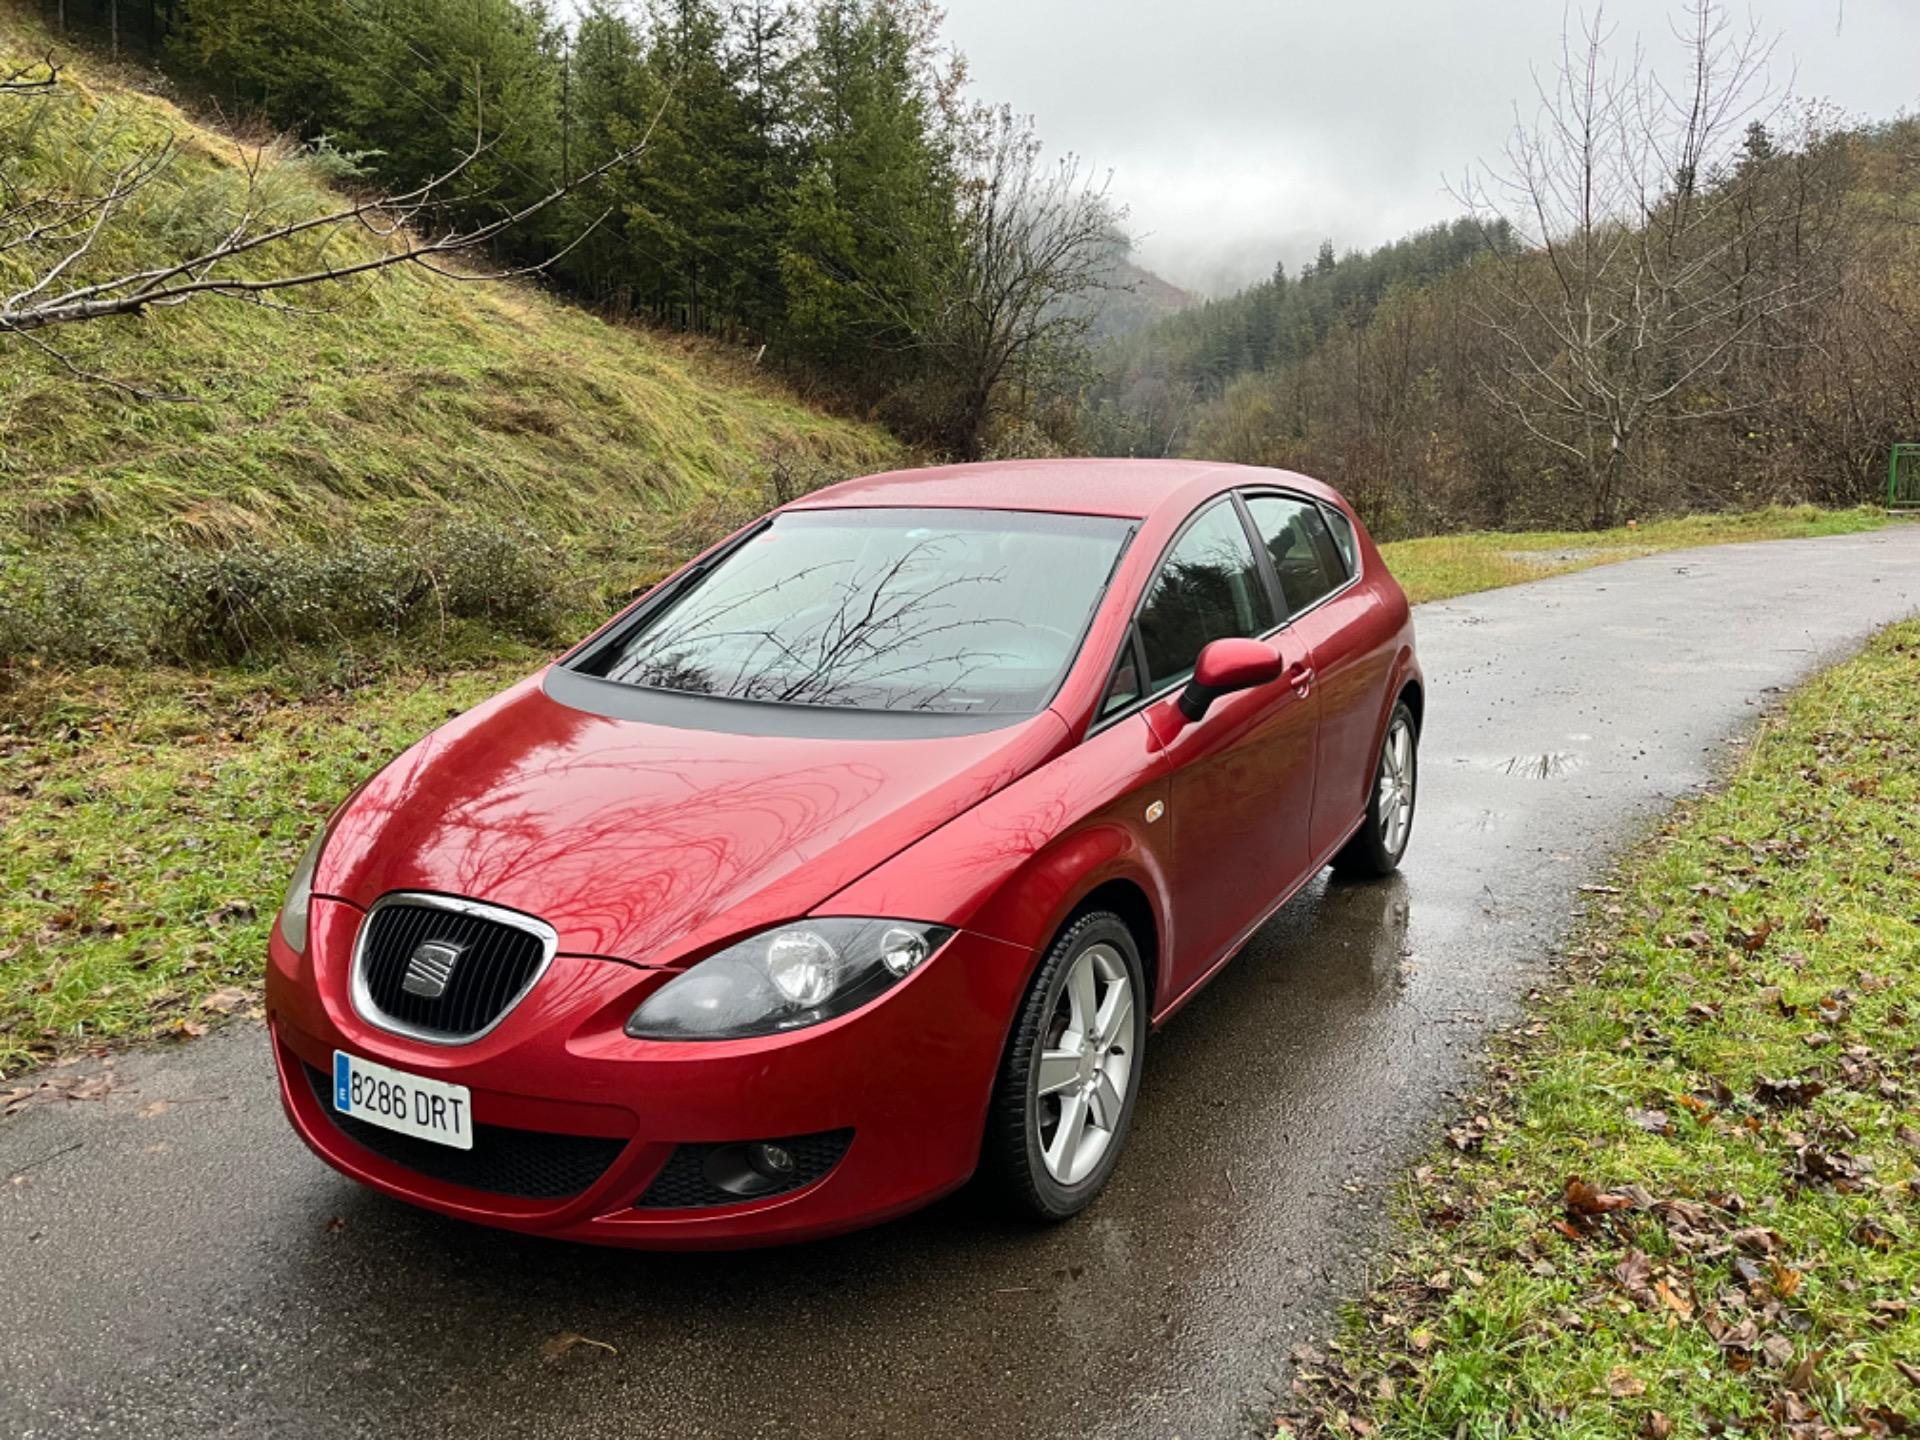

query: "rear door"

left=1242, top=492, right=1388, bottom=861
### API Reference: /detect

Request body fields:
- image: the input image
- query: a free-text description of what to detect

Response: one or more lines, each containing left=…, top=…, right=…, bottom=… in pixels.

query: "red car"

left=268, top=460, right=1422, bottom=1248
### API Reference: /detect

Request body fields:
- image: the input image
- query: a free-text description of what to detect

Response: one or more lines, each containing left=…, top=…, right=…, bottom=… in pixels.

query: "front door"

left=1133, top=498, right=1320, bottom=1000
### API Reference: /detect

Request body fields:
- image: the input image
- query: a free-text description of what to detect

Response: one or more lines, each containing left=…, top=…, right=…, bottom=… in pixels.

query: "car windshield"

left=583, top=508, right=1134, bottom=715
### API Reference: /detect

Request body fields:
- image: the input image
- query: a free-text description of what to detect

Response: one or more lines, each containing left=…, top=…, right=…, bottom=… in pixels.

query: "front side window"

left=1246, top=494, right=1348, bottom=616
left=1137, top=500, right=1275, bottom=690
left=581, top=508, right=1133, bottom=715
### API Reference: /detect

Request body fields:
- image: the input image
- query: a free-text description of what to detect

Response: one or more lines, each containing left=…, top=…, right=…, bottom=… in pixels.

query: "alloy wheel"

left=1377, top=715, right=1416, bottom=856
left=1033, top=943, right=1135, bottom=1185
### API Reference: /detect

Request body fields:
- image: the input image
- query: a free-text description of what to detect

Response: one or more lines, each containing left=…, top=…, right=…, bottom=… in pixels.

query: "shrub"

left=0, top=514, right=574, bottom=673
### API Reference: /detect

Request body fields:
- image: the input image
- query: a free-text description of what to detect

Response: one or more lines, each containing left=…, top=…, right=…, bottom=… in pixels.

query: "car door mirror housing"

left=1178, top=638, right=1286, bottom=722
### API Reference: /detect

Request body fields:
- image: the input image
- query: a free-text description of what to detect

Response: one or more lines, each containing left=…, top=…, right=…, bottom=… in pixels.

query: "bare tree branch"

left=0, top=64, right=673, bottom=404
left=0, top=54, right=60, bottom=94
left=1, top=138, right=647, bottom=335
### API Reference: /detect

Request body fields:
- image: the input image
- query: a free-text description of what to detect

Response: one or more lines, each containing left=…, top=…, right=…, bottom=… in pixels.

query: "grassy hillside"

left=0, top=11, right=901, bottom=668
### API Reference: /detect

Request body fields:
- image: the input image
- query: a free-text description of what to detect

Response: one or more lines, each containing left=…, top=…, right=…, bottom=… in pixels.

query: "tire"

left=1332, top=700, right=1419, bottom=878
left=984, top=911, right=1148, bottom=1221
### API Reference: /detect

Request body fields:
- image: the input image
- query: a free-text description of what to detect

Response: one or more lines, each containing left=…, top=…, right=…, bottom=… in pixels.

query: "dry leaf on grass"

left=1607, top=1365, right=1647, bottom=1398
left=1564, top=1177, right=1635, bottom=1219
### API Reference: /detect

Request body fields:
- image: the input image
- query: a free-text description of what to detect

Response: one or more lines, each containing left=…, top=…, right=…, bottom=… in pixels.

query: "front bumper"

left=267, top=897, right=1032, bottom=1249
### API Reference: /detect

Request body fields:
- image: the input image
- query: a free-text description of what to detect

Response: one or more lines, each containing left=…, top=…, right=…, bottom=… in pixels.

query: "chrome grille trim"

left=348, top=892, right=558, bottom=1047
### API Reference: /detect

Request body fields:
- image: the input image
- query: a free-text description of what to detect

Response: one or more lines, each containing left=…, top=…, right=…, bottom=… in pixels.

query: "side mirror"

left=1178, top=637, right=1286, bottom=722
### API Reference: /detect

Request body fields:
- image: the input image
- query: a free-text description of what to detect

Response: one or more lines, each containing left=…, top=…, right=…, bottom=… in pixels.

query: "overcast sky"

left=940, top=0, right=1920, bottom=294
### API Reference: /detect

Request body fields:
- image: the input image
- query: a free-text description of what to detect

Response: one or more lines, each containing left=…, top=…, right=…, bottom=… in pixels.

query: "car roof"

left=786, top=458, right=1337, bottom=521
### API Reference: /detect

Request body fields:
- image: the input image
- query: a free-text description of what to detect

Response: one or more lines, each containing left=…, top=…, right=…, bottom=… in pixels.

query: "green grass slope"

left=0, top=11, right=900, bottom=666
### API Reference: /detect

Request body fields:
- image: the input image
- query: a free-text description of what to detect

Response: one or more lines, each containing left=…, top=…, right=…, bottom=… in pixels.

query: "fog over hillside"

left=945, top=0, right=1919, bottom=293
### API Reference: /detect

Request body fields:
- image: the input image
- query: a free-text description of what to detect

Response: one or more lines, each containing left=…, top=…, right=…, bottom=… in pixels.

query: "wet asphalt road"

left=6, top=527, right=1920, bottom=1440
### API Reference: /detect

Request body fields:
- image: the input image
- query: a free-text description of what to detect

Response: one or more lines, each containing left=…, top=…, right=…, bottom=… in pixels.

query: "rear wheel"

left=1333, top=700, right=1418, bottom=878
left=984, top=911, right=1147, bottom=1220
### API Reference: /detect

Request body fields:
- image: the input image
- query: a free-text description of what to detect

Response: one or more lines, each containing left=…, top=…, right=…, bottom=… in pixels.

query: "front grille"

left=635, top=1131, right=853, bottom=1210
left=304, top=1065, right=625, bottom=1200
left=354, top=896, right=552, bottom=1042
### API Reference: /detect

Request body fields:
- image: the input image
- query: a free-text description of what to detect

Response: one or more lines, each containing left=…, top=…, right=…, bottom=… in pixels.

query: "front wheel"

left=984, top=911, right=1147, bottom=1220
left=1333, top=700, right=1418, bottom=878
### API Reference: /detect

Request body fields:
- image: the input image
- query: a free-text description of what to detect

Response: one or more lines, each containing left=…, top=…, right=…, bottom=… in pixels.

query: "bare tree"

left=1457, top=1, right=1842, bottom=526
left=1, top=72, right=653, bottom=394
left=841, top=108, right=1121, bottom=459
left=928, top=110, right=1123, bottom=458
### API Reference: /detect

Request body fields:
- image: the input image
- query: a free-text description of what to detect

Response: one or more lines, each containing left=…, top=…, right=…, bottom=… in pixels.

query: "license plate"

left=332, top=1050, right=472, bottom=1151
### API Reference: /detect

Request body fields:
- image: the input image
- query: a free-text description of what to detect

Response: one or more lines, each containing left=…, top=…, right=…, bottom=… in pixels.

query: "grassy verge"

left=1378, top=506, right=1888, bottom=605
left=1283, top=621, right=1920, bottom=1438
left=0, top=656, right=531, bottom=1076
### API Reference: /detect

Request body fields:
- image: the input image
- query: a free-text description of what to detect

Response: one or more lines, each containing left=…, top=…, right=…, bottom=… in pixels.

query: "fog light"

left=749, top=1142, right=795, bottom=1179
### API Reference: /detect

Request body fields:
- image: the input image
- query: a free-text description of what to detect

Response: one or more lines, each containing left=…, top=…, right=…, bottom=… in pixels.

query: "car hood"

left=316, top=672, right=1069, bottom=966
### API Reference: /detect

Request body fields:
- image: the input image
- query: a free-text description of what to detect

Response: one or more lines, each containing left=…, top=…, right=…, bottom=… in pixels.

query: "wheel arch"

left=1057, top=876, right=1161, bottom=1020
left=1396, top=674, right=1425, bottom=734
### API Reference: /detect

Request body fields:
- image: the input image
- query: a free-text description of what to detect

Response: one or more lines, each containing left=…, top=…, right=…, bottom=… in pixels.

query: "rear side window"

left=1246, top=495, right=1348, bottom=617
left=1320, top=505, right=1359, bottom=576
left=1137, top=500, right=1276, bottom=689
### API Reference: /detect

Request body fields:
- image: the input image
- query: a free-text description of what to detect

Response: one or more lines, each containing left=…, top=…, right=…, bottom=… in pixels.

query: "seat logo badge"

left=1145, top=801, right=1165, bottom=824
left=401, top=940, right=466, bottom=999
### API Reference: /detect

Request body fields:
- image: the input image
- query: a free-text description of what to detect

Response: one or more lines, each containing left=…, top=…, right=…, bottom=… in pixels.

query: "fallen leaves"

left=204, top=900, right=257, bottom=927
left=1787, top=1143, right=1870, bottom=1192
left=197, top=986, right=254, bottom=1016
left=2, top=1061, right=118, bottom=1114
left=1564, top=1177, right=1635, bottom=1220
left=1606, top=1365, right=1647, bottom=1398
left=1446, top=1114, right=1494, bottom=1153
left=1754, top=1074, right=1827, bottom=1108
left=1274, top=626, right=1920, bottom=1440
left=1850, top=1217, right=1897, bottom=1251
left=541, top=1332, right=618, bottom=1364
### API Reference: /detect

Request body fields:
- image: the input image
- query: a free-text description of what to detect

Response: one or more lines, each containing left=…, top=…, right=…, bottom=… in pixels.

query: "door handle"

left=1285, top=661, right=1315, bottom=697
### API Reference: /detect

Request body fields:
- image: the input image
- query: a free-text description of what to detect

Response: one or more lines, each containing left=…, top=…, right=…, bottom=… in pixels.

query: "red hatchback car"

left=268, top=460, right=1422, bottom=1247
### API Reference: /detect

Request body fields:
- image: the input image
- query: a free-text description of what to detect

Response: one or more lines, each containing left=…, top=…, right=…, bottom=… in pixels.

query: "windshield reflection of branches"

left=604, top=536, right=1026, bottom=711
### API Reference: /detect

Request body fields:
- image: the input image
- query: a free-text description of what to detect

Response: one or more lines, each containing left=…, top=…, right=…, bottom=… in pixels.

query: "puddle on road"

left=1485, top=750, right=1587, bottom=779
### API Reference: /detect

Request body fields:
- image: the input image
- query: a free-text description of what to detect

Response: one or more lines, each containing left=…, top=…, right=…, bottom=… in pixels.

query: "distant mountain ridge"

left=1083, top=252, right=1198, bottom=343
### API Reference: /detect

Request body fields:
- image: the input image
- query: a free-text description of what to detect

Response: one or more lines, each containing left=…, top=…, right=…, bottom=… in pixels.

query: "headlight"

left=625, top=919, right=954, bottom=1040
left=277, top=828, right=326, bottom=954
